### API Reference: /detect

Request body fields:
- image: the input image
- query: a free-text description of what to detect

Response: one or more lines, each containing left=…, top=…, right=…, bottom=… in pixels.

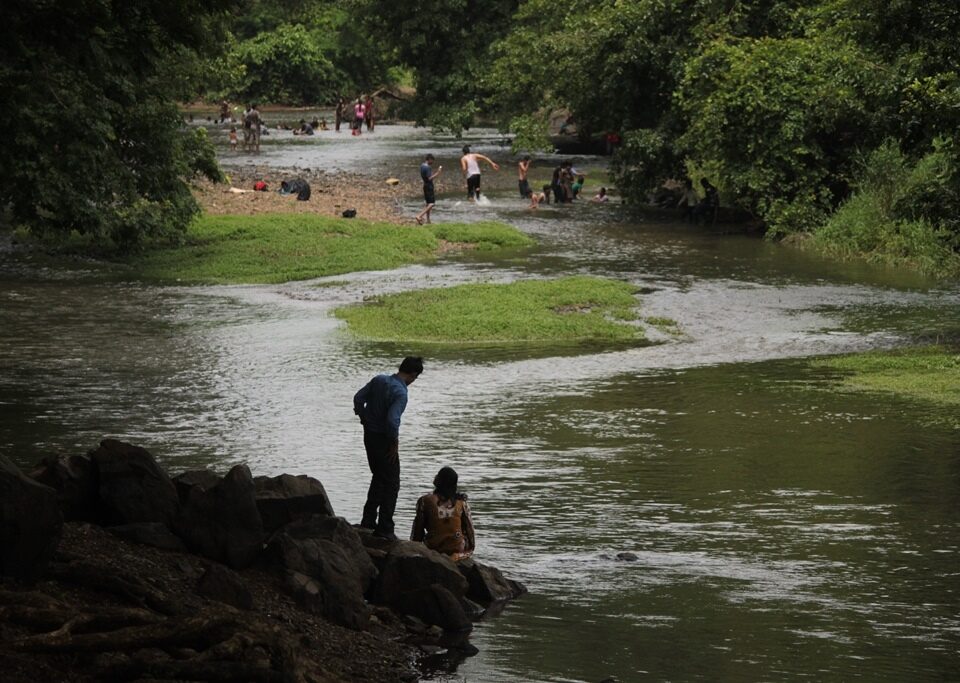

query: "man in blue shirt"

left=353, top=356, right=424, bottom=540
left=415, top=154, right=442, bottom=225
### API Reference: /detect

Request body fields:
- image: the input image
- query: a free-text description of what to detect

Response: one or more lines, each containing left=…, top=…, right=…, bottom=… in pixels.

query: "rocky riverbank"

left=0, top=440, right=525, bottom=682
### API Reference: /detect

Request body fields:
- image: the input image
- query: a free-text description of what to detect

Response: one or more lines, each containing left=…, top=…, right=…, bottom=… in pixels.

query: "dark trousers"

left=361, top=430, right=400, bottom=534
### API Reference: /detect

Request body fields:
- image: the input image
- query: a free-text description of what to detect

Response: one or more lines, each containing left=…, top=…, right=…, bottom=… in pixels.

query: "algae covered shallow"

left=333, top=275, right=643, bottom=344
left=131, top=214, right=533, bottom=284
left=812, top=345, right=960, bottom=409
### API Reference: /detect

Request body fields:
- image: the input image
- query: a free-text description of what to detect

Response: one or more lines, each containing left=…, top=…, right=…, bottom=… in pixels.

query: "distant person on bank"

left=353, top=356, right=424, bottom=540
left=411, top=466, right=475, bottom=560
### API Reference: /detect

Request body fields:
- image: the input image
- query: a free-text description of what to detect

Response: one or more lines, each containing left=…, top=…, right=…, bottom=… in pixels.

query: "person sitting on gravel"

left=411, top=466, right=475, bottom=561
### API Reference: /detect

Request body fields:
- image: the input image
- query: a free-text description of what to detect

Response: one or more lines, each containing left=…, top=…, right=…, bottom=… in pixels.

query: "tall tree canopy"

left=0, top=0, right=230, bottom=249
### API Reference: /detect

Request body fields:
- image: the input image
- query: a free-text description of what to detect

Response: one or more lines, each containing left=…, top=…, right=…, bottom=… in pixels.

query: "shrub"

left=814, top=139, right=960, bottom=275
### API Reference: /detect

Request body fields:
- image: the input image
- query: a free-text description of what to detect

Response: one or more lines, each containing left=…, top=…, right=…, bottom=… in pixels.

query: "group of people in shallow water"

left=354, top=357, right=475, bottom=560
left=335, top=95, right=376, bottom=135
left=415, top=146, right=611, bottom=223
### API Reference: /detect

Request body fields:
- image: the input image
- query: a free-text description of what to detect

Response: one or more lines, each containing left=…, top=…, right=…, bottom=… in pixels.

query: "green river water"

left=1, top=121, right=958, bottom=682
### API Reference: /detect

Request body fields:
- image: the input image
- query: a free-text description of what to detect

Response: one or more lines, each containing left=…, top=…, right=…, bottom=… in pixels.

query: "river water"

left=2, top=121, right=959, bottom=682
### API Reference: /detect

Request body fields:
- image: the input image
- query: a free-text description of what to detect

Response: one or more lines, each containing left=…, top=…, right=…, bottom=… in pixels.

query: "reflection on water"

left=2, top=126, right=959, bottom=682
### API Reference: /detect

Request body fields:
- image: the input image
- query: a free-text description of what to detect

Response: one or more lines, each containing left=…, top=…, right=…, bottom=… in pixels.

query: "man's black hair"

left=462, top=145, right=471, bottom=154
left=399, top=356, right=424, bottom=375
left=522, top=154, right=531, bottom=161
left=425, top=153, right=435, bottom=161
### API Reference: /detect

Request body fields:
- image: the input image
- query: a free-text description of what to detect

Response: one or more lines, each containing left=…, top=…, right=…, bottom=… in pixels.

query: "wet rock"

left=89, top=440, right=179, bottom=527
left=172, top=470, right=221, bottom=502
left=175, top=464, right=264, bottom=569
left=393, top=584, right=472, bottom=632
left=0, top=455, right=63, bottom=580
left=616, top=552, right=639, bottom=562
left=402, top=614, right=428, bottom=633
left=29, top=453, right=97, bottom=521
left=254, top=474, right=335, bottom=533
left=196, top=562, right=254, bottom=610
left=284, top=569, right=370, bottom=631
left=375, top=541, right=468, bottom=604
left=459, top=595, right=485, bottom=619
left=266, top=515, right=376, bottom=629
left=457, top=558, right=527, bottom=605
left=108, top=522, right=187, bottom=552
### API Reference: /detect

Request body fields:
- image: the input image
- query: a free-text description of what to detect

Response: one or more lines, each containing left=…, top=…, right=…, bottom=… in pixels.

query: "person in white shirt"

left=460, top=145, right=500, bottom=201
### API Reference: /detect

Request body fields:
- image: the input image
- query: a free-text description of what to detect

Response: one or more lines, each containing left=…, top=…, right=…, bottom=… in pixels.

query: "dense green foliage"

left=334, top=276, right=642, bottom=344
left=131, top=214, right=532, bottom=284
left=0, top=0, right=228, bottom=250
left=207, top=1, right=392, bottom=105
left=813, top=139, right=960, bottom=275
left=347, top=0, right=518, bottom=130
left=343, top=0, right=958, bottom=272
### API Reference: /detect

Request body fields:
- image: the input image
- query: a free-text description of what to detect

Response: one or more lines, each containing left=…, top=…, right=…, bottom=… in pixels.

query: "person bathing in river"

left=354, top=357, right=424, bottom=541
left=352, top=98, right=365, bottom=136
left=529, top=185, right=549, bottom=209
left=460, top=145, right=500, bottom=201
left=335, top=96, right=344, bottom=132
left=416, top=154, right=442, bottom=225
left=411, top=466, right=475, bottom=561
left=518, top=155, right=532, bottom=198
left=571, top=174, right=585, bottom=199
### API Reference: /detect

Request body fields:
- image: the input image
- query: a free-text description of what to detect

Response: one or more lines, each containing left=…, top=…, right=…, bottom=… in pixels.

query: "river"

left=1, top=120, right=959, bottom=682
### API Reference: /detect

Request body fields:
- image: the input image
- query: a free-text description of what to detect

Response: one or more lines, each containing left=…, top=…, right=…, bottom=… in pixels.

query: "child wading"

left=411, top=467, right=475, bottom=561
left=416, top=154, right=442, bottom=225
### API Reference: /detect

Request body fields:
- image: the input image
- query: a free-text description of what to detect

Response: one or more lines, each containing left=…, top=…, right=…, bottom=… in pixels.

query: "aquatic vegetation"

left=645, top=316, right=682, bottom=336
left=812, top=346, right=960, bottom=408
left=131, top=214, right=532, bottom=284
left=333, top=275, right=643, bottom=344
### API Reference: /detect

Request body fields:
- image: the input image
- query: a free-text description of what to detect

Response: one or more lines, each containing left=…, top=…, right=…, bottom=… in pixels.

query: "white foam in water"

left=476, top=194, right=492, bottom=206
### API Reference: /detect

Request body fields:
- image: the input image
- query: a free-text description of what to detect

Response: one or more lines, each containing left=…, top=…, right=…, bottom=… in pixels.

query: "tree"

left=350, top=0, right=518, bottom=131
left=230, top=24, right=340, bottom=105
left=0, top=0, right=229, bottom=250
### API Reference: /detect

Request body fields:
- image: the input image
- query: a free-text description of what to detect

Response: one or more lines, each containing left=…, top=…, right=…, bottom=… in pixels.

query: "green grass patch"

left=645, top=316, right=682, bottom=336
left=812, top=346, right=960, bottom=407
left=130, top=215, right=533, bottom=284
left=334, top=275, right=643, bottom=344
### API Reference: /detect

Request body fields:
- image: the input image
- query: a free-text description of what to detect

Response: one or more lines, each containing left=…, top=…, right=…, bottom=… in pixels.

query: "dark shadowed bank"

left=0, top=439, right=525, bottom=683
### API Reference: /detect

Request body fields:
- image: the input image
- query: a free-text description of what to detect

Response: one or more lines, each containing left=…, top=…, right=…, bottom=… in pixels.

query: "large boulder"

left=266, top=515, right=376, bottom=630
left=393, top=584, right=472, bottom=632
left=175, top=465, right=263, bottom=569
left=88, top=440, right=179, bottom=527
left=172, top=470, right=221, bottom=502
left=374, top=541, right=468, bottom=605
left=0, top=455, right=63, bottom=579
left=196, top=562, right=254, bottom=610
left=29, top=453, right=98, bottom=521
left=457, top=558, right=527, bottom=605
left=254, top=474, right=335, bottom=533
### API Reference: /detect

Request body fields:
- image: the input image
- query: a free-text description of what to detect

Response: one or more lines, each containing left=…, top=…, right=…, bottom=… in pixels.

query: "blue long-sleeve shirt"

left=353, top=374, right=409, bottom=440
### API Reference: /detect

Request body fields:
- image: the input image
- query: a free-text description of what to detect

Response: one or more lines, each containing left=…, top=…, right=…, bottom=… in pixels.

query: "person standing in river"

left=353, top=356, right=424, bottom=540
left=518, top=155, right=532, bottom=199
left=416, top=154, right=442, bottom=225
left=460, top=145, right=500, bottom=201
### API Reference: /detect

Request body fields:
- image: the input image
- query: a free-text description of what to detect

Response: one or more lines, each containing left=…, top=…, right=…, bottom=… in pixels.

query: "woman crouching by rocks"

left=411, top=467, right=475, bottom=561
